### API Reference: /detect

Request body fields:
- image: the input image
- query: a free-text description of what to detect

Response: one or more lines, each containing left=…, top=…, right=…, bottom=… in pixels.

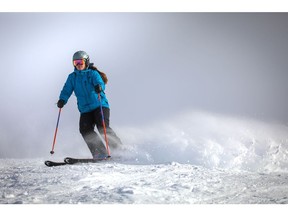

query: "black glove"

left=57, top=99, right=65, bottom=108
left=95, top=84, right=102, bottom=93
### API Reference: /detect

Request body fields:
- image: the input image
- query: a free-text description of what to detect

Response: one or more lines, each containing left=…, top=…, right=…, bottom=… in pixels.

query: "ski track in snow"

left=1, top=159, right=288, bottom=204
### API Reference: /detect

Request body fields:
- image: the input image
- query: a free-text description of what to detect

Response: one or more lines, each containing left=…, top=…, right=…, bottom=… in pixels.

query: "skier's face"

left=73, top=59, right=86, bottom=70
left=76, top=63, right=85, bottom=71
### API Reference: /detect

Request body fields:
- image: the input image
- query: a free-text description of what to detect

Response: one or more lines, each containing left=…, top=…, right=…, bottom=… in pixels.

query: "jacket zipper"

left=82, top=76, right=91, bottom=110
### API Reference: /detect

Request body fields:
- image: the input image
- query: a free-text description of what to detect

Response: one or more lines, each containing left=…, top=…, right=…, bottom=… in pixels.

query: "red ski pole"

left=98, top=93, right=111, bottom=157
left=50, top=108, right=62, bottom=155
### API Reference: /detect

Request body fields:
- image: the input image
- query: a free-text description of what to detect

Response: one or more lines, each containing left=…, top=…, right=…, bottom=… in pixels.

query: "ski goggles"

left=73, top=59, right=85, bottom=66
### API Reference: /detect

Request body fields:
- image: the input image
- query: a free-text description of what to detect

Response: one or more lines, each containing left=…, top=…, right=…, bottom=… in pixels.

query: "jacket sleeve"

left=92, top=70, right=105, bottom=91
left=59, top=74, right=74, bottom=104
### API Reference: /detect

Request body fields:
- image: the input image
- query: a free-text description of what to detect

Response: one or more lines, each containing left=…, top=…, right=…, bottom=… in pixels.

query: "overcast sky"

left=1, top=13, right=288, bottom=158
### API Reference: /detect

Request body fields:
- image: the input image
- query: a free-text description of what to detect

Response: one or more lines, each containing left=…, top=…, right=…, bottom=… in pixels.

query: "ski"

left=44, top=156, right=111, bottom=167
left=44, top=160, right=67, bottom=167
left=64, top=157, right=110, bottom=164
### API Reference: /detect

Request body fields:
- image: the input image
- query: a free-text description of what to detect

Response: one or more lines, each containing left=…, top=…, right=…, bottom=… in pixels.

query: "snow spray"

left=116, top=111, right=288, bottom=172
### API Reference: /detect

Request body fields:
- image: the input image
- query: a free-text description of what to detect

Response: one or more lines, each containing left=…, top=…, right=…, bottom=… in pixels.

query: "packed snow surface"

left=1, top=159, right=288, bottom=204
left=1, top=111, right=288, bottom=204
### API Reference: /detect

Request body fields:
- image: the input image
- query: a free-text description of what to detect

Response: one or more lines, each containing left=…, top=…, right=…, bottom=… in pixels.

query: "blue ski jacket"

left=59, top=68, right=109, bottom=113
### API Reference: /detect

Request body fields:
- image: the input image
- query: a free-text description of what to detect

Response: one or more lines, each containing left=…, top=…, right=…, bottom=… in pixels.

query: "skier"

left=57, top=50, right=122, bottom=159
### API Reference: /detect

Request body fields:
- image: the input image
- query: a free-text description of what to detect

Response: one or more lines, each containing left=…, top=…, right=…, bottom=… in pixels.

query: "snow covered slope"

left=1, top=111, right=288, bottom=204
left=1, top=159, right=288, bottom=204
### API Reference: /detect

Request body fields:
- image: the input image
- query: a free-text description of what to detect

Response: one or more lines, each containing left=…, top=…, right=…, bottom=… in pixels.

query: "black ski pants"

left=79, top=107, right=122, bottom=157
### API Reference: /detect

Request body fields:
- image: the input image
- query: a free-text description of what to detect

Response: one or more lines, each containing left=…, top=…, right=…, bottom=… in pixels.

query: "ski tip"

left=44, top=160, right=67, bottom=167
left=44, top=161, right=53, bottom=167
left=64, top=157, right=73, bottom=164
